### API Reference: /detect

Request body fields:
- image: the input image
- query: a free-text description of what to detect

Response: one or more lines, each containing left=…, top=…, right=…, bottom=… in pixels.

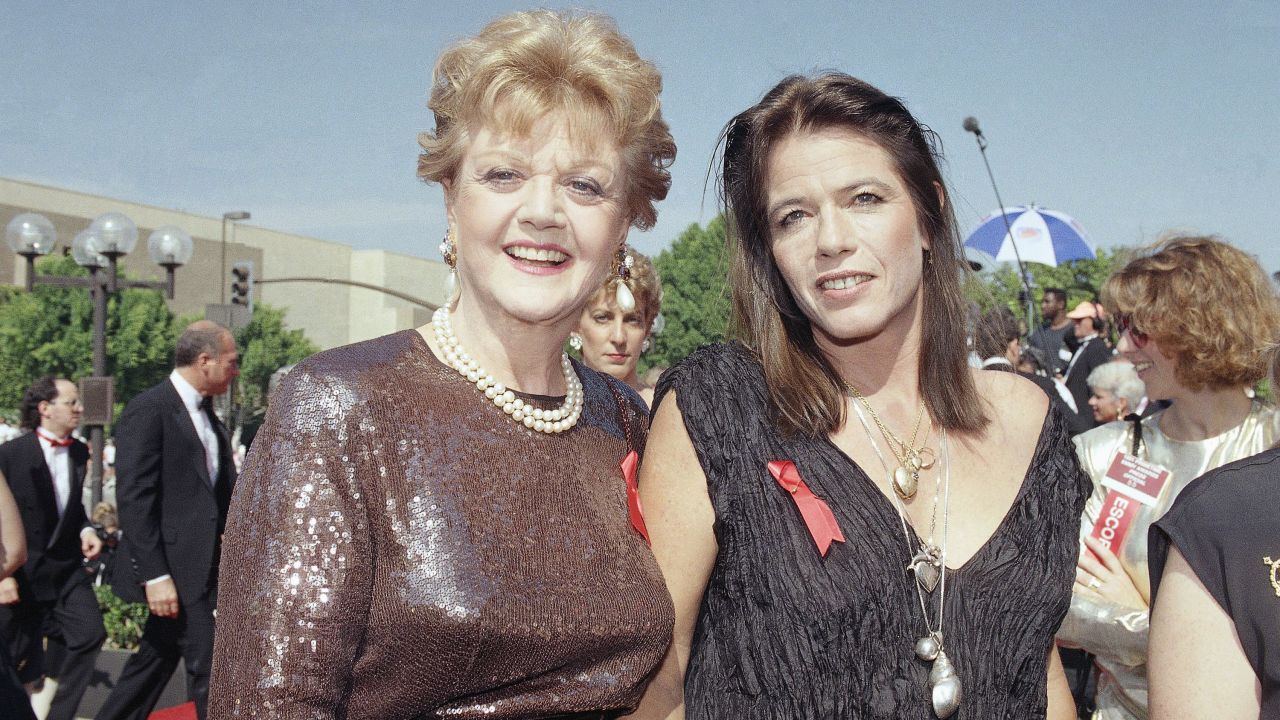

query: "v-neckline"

left=817, top=407, right=1054, bottom=575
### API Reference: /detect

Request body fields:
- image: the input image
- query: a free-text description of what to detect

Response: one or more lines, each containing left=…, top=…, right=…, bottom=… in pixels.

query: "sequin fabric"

left=657, top=344, right=1090, bottom=719
left=209, top=330, right=673, bottom=719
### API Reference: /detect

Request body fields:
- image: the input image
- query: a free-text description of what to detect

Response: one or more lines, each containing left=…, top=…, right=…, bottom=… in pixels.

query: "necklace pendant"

left=914, top=632, right=941, bottom=661
left=908, top=548, right=942, bottom=593
left=917, top=446, right=937, bottom=470
left=928, top=648, right=963, bottom=718
left=893, top=465, right=918, bottom=499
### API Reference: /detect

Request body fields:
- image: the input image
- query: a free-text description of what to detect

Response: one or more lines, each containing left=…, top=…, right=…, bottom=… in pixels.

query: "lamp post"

left=220, top=211, right=250, bottom=304
left=5, top=211, right=193, bottom=505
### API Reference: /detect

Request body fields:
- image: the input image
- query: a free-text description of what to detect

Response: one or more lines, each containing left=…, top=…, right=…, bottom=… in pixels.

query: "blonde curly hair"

left=1103, top=234, right=1280, bottom=391
left=417, top=9, right=675, bottom=231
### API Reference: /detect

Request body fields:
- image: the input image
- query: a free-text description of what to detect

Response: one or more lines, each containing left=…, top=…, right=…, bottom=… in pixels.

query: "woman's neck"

left=1158, top=386, right=1254, bottom=441
left=818, top=317, right=925, bottom=419
left=427, top=298, right=573, bottom=396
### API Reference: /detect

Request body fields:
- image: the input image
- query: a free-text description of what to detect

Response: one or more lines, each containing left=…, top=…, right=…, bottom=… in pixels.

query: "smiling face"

left=1087, top=386, right=1127, bottom=423
left=765, top=128, right=929, bottom=349
left=444, top=113, right=629, bottom=329
left=1119, top=329, right=1181, bottom=400
left=576, top=288, right=649, bottom=383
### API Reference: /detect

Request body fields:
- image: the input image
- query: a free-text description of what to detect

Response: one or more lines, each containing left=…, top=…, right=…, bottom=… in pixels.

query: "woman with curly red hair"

left=1058, top=234, right=1280, bottom=720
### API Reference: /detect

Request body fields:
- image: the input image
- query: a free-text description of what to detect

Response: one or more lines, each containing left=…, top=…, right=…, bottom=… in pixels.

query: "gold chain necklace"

left=845, top=383, right=936, bottom=499
left=847, top=401, right=963, bottom=718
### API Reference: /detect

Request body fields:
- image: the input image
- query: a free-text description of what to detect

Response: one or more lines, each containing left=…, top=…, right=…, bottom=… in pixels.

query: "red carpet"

left=147, top=702, right=196, bottom=720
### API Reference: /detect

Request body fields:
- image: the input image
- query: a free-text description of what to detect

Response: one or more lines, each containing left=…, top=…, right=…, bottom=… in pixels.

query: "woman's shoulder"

left=273, top=330, right=425, bottom=409
left=1162, top=446, right=1280, bottom=533
left=972, top=367, right=1050, bottom=438
left=654, top=342, right=762, bottom=406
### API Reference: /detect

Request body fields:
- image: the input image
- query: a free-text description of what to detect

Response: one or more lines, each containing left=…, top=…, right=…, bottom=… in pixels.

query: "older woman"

left=1086, top=360, right=1145, bottom=425
left=634, top=73, right=1088, bottom=720
left=573, top=247, right=663, bottom=406
left=210, top=10, right=676, bottom=719
left=1059, top=235, right=1280, bottom=720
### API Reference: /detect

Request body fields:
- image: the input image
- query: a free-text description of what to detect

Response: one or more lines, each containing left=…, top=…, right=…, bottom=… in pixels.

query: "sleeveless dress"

left=1149, top=448, right=1280, bottom=718
left=656, top=344, right=1090, bottom=719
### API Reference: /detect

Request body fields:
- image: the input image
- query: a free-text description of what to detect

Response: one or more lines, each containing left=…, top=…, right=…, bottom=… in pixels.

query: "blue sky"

left=2, top=1, right=1278, bottom=276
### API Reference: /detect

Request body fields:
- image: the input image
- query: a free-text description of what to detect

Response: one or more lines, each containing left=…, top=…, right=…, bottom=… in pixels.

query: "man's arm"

left=114, top=395, right=171, bottom=585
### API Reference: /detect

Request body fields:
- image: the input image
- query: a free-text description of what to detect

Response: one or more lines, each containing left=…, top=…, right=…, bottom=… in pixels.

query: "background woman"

left=210, top=10, right=676, bottom=718
left=573, top=247, right=663, bottom=406
left=635, top=72, right=1088, bottom=719
left=1085, top=361, right=1145, bottom=426
left=1060, top=235, right=1280, bottom=720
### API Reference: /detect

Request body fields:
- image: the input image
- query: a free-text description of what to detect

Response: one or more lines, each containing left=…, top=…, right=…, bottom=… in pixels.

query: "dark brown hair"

left=719, top=72, right=987, bottom=436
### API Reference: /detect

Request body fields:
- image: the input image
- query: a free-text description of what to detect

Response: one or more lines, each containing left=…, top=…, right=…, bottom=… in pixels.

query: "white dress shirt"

left=35, top=428, right=73, bottom=519
left=169, top=370, right=220, bottom=485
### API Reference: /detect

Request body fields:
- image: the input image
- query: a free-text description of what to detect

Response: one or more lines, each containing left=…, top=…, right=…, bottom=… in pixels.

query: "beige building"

left=1, top=177, right=449, bottom=350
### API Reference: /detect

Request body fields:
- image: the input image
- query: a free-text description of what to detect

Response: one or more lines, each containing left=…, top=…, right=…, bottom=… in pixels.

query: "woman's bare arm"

left=0, top=471, right=27, bottom=579
left=627, top=394, right=717, bottom=720
left=1148, top=545, right=1259, bottom=719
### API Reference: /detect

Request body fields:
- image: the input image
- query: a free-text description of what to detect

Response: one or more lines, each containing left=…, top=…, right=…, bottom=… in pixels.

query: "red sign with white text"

left=1087, top=451, right=1172, bottom=556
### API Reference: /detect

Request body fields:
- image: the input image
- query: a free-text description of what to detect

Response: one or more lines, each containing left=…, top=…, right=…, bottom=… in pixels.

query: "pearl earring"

left=568, top=333, right=582, bottom=351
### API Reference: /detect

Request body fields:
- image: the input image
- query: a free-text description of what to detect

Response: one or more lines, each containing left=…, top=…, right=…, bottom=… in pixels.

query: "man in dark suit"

left=1062, top=301, right=1114, bottom=432
left=97, top=321, right=238, bottom=720
left=0, top=376, right=106, bottom=720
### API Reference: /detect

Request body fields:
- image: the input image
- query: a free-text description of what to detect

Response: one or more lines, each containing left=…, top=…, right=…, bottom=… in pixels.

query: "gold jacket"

left=1059, top=400, right=1280, bottom=719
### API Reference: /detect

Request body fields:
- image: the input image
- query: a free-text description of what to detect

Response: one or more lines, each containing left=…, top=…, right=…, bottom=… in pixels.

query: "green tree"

left=965, top=247, right=1134, bottom=327
left=233, top=304, right=318, bottom=443
left=647, top=216, right=731, bottom=372
left=0, top=254, right=178, bottom=413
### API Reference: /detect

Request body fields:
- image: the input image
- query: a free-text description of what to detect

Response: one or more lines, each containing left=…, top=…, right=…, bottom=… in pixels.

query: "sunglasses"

left=1114, top=313, right=1149, bottom=348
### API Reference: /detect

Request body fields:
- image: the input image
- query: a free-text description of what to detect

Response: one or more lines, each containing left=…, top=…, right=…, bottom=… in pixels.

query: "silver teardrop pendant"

left=928, top=649, right=963, bottom=718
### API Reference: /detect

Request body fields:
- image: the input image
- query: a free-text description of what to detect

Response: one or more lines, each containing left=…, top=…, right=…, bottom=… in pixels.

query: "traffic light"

left=230, top=261, right=254, bottom=311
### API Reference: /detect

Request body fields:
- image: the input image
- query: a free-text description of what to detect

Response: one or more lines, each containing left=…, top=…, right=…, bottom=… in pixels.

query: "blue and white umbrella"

left=963, top=205, right=1095, bottom=267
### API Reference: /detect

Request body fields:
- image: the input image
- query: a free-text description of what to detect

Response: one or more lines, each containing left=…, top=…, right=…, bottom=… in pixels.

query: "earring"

left=568, top=333, right=583, bottom=351
left=439, top=227, right=460, bottom=307
left=614, top=244, right=636, bottom=312
left=641, top=338, right=651, bottom=354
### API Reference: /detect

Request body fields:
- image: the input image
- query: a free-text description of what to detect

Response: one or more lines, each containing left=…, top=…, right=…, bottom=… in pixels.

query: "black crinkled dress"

left=655, top=343, right=1089, bottom=719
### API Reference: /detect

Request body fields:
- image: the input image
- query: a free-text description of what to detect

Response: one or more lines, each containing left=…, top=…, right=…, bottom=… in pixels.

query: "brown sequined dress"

left=209, top=330, right=673, bottom=720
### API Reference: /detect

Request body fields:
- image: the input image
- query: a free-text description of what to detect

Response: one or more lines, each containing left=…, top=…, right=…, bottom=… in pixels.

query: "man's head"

left=175, top=321, right=239, bottom=396
left=21, top=376, right=81, bottom=436
left=1067, top=300, right=1106, bottom=338
left=1040, top=288, right=1067, bottom=323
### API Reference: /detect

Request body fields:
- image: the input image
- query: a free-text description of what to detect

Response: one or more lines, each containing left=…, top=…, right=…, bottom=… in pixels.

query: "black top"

left=655, top=343, right=1090, bottom=719
left=1028, top=322, right=1072, bottom=375
left=1149, top=447, right=1280, bottom=715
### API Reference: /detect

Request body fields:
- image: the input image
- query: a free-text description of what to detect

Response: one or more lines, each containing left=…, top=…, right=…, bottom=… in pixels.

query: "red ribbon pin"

left=621, top=450, right=650, bottom=544
left=768, top=460, right=845, bottom=557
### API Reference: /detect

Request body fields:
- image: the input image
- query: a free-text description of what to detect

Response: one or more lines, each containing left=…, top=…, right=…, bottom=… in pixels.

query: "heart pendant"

left=893, top=466, right=918, bottom=499
left=908, top=550, right=941, bottom=593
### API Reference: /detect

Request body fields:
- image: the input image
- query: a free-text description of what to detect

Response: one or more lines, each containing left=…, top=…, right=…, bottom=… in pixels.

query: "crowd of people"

left=0, top=8, right=1276, bottom=720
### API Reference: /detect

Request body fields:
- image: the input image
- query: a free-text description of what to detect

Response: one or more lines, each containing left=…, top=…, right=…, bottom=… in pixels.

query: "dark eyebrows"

left=766, top=177, right=895, bottom=218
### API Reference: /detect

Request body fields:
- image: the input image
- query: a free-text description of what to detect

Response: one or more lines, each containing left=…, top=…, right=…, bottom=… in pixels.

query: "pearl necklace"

left=431, top=307, right=583, bottom=434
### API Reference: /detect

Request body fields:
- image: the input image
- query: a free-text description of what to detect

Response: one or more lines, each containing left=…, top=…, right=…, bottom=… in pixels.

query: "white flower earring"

left=614, top=244, right=635, bottom=312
